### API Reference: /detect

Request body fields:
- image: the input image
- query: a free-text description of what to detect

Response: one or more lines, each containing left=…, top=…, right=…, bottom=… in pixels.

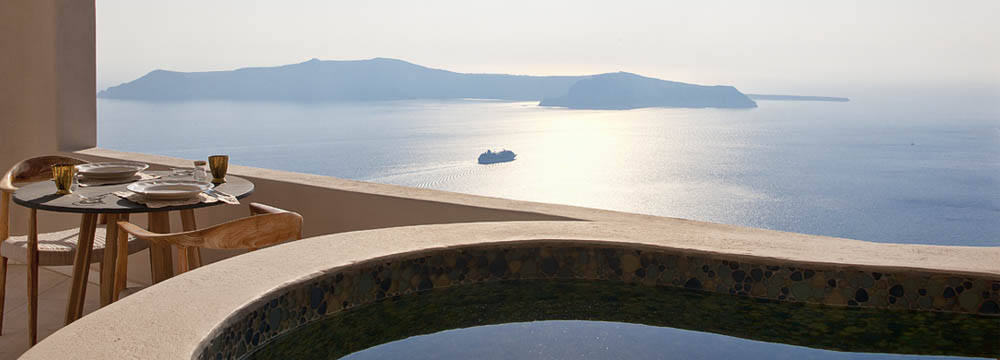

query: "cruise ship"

left=478, top=149, right=516, bottom=164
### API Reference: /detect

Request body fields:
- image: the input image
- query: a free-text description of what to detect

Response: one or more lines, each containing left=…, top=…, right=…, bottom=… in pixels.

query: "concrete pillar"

left=0, top=0, right=96, bottom=235
left=0, top=0, right=96, bottom=172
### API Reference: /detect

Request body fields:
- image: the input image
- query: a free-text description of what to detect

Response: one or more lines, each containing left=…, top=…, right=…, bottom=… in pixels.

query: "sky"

left=97, top=0, right=999, bottom=94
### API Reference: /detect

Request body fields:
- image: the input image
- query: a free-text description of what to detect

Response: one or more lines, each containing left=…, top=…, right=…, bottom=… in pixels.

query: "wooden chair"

left=0, top=155, right=150, bottom=344
left=114, top=203, right=302, bottom=298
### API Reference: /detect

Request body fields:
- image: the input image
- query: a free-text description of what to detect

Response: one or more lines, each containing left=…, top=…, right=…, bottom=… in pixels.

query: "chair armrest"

left=248, top=203, right=303, bottom=240
left=117, top=220, right=206, bottom=248
left=0, top=169, right=16, bottom=193
left=116, top=221, right=163, bottom=240
left=249, top=202, right=289, bottom=215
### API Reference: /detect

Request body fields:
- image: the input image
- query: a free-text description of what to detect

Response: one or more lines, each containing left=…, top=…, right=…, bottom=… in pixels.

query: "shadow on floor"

left=1, top=264, right=101, bottom=360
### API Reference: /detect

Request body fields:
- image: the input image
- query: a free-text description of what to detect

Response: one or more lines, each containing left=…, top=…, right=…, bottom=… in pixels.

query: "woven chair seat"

left=1, top=225, right=148, bottom=266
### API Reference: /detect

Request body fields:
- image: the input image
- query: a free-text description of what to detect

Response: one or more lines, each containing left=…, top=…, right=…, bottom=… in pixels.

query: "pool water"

left=344, top=321, right=979, bottom=360
left=246, top=280, right=999, bottom=359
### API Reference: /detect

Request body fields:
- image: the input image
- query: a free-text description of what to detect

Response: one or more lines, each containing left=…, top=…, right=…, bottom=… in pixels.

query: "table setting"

left=11, top=154, right=255, bottom=324
left=58, top=155, right=240, bottom=208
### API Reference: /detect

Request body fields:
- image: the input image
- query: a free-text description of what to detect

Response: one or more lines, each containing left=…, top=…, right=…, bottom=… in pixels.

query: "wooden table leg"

left=64, top=213, right=98, bottom=325
left=113, top=213, right=129, bottom=302
left=27, top=209, right=38, bottom=346
left=147, top=212, right=174, bottom=283
left=0, top=257, right=6, bottom=336
left=179, top=209, right=202, bottom=269
left=0, top=193, right=7, bottom=335
left=99, top=214, right=120, bottom=306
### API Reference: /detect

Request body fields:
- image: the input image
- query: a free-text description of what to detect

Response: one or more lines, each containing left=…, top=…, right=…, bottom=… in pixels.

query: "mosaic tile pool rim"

left=250, top=280, right=1000, bottom=359
left=196, top=241, right=1000, bottom=360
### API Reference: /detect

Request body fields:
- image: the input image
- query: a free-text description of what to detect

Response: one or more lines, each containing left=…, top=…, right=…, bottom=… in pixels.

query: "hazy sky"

left=97, top=0, right=999, bottom=93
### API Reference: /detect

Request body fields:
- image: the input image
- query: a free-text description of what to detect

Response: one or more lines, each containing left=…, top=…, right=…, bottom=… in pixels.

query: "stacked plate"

left=126, top=180, right=213, bottom=201
left=76, top=162, right=149, bottom=180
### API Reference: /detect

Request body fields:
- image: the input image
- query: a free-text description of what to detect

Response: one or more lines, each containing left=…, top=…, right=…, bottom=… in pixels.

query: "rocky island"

left=99, top=58, right=767, bottom=110
left=539, top=72, right=756, bottom=109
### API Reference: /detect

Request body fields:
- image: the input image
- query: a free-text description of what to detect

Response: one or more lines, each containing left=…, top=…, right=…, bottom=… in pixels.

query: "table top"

left=12, top=171, right=254, bottom=214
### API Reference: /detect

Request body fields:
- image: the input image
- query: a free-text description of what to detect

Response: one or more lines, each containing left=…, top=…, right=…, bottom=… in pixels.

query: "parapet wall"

left=62, top=148, right=1000, bottom=287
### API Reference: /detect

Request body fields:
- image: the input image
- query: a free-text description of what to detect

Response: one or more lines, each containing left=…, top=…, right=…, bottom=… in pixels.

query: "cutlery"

left=202, top=189, right=222, bottom=199
left=204, top=188, right=238, bottom=203
left=206, top=188, right=229, bottom=197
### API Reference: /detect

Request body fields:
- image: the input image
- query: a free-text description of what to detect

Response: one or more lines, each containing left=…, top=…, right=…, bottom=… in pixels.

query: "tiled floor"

left=0, top=264, right=101, bottom=360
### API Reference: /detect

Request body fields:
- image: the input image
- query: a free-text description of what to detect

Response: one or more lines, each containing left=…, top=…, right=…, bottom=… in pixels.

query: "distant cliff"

left=540, top=72, right=756, bottom=109
left=99, top=58, right=583, bottom=102
left=99, top=58, right=757, bottom=109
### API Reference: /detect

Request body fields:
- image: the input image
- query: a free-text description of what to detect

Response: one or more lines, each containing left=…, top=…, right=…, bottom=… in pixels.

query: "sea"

left=97, top=89, right=999, bottom=359
left=97, top=88, right=1000, bottom=247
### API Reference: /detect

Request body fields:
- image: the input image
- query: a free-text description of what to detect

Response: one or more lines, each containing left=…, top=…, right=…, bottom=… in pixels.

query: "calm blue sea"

left=97, top=89, right=1000, bottom=247
left=98, top=91, right=998, bottom=359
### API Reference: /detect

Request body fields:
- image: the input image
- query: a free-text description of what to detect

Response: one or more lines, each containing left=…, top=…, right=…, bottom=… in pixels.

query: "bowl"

left=76, top=162, right=149, bottom=180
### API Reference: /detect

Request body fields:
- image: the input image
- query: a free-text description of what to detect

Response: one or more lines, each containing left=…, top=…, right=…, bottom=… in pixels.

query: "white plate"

left=76, top=162, right=149, bottom=180
left=126, top=180, right=212, bottom=201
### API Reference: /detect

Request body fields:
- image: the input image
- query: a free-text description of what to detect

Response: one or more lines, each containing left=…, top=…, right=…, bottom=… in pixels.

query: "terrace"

left=1, top=2, right=998, bottom=359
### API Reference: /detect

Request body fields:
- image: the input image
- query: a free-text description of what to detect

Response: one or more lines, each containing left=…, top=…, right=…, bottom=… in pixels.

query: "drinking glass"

left=193, top=160, right=208, bottom=181
left=208, top=155, right=229, bottom=184
left=172, top=168, right=194, bottom=177
left=51, top=164, right=75, bottom=195
left=72, top=178, right=107, bottom=205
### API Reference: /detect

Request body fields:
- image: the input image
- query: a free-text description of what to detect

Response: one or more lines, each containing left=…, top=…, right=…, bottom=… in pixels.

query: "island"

left=539, top=72, right=757, bottom=110
left=99, top=58, right=761, bottom=110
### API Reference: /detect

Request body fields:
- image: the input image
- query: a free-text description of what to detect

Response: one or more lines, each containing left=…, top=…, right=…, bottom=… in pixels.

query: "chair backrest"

left=0, top=155, right=88, bottom=191
left=0, top=155, right=89, bottom=241
left=117, top=203, right=303, bottom=251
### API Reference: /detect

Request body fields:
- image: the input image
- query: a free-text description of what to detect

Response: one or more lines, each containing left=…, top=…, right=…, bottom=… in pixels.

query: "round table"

left=12, top=171, right=253, bottom=324
left=13, top=171, right=254, bottom=214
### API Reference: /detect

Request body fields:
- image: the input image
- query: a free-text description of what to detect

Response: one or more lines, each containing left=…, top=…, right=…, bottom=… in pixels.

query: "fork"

left=204, top=188, right=237, bottom=201
left=205, top=188, right=228, bottom=197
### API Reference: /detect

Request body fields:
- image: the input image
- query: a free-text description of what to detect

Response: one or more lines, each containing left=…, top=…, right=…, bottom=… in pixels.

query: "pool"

left=247, top=279, right=998, bottom=359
